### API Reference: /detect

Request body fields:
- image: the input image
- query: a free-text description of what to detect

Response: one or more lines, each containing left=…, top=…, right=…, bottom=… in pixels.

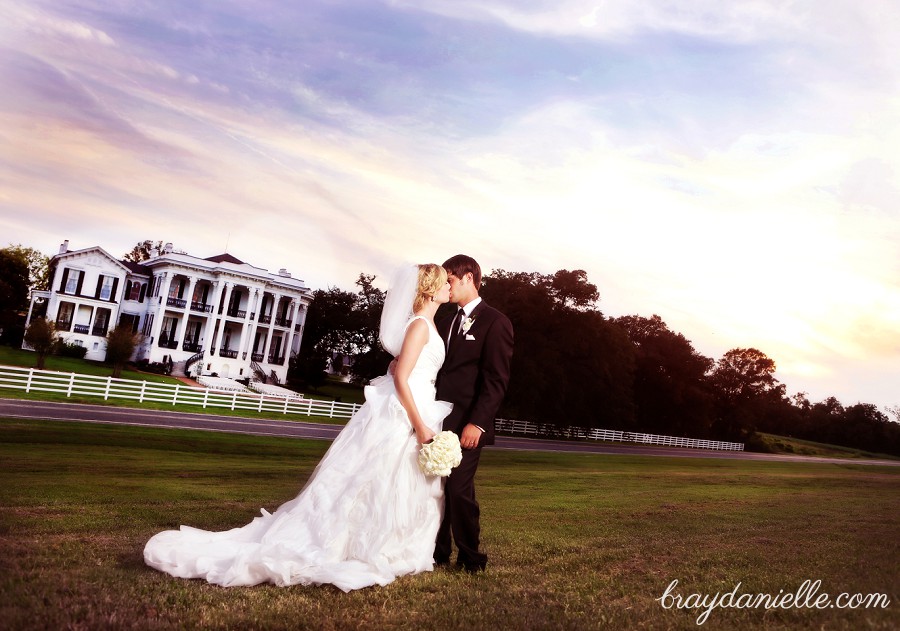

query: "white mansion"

left=23, top=241, right=312, bottom=384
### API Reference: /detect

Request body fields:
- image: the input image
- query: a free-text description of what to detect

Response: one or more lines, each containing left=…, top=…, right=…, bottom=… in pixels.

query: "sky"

left=1, top=0, right=898, bottom=413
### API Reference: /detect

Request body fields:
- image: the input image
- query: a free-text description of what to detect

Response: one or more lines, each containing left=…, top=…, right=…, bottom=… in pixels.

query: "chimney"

left=59, top=239, right=69, bottom=254
left=278, top=268, right=291, bottom=277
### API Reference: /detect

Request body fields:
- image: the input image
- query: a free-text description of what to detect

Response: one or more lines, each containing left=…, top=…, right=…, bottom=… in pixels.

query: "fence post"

left=139, top=381, right=147, bottom=402
left=26, top=368, right=34, bottom=393
left=104, top=376, right=112, bottom=400
left=172, top=384, right=180, bottom=405
left=231, top=392, right=237, bottom=410
left=67, top=373, right=75, bottom=397
left=283, top=397, right=289, bottom=415
left=203, top=389, right=209, bottom=408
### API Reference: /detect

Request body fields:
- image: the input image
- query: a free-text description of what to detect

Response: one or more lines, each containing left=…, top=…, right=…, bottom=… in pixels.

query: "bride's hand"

left=416, top=426, right=436, bottom=445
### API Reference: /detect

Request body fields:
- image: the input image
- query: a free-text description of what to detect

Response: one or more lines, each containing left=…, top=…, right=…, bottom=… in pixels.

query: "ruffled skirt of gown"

left=143, top=375, right=452, bottom=591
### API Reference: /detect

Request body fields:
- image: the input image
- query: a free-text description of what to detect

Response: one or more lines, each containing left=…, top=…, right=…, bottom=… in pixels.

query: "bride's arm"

left=393, top=319, right=435, bottom=445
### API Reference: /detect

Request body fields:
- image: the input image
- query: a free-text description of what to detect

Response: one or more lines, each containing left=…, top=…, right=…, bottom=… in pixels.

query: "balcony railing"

left=219, top=349, right=239, bottom=359
left=274, top=318, right=291, bottom=328
left=56, top=320, right=72, bottom=332
left=251, top=353, right=264, bottom=362
left=166, top=297, right=187, bottom=308
left=182, top=342, right=202, bottom=353
left=159, top=338, right=178, bottom=349
left=258, top=315, right=271, bottom=324
left=190, top=301, right=213, bottom=313
left=91, top=326, right=108, bottom=337
left=268, top=355, right=285, bottom=365
left=227, top=309, right=246, bottom=318
left=73, top=324, right=90, bottom=334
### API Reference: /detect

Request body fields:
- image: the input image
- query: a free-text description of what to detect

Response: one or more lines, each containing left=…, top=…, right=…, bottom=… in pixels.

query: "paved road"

left=2, top=398, right=898, bottom=467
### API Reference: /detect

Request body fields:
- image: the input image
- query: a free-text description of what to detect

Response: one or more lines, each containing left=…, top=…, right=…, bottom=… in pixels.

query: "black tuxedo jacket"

left=435, top=300, right=514, bottom=446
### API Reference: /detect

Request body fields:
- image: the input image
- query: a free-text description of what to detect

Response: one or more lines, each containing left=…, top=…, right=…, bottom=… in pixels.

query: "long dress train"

left=143, top=317, right=451, bottom=591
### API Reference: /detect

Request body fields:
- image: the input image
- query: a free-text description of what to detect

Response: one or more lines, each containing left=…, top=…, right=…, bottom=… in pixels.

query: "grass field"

left=1, top=418, right=897, bottom=630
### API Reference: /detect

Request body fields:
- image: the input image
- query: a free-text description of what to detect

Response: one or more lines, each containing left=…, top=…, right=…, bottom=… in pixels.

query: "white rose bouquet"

left=418, top=431, right=463, bottom=477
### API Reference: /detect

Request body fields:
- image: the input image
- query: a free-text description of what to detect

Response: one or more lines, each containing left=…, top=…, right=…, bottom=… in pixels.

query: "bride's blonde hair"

left=414, top=264, right=447, bottom=313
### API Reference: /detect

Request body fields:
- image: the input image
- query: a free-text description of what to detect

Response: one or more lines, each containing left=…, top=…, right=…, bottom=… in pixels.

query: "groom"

left=435, top=254, right=514, bottom=573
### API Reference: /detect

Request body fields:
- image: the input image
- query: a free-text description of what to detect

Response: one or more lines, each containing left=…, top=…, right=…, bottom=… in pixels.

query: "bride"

left=144, top=264, right=453, bottom=591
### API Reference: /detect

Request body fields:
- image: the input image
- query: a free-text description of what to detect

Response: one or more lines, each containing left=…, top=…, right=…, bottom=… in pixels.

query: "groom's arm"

left=468, top=311, right=514, bottom=435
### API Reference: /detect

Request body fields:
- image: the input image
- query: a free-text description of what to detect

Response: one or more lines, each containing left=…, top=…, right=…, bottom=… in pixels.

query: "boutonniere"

left=461, top=317, right=475, bottom=333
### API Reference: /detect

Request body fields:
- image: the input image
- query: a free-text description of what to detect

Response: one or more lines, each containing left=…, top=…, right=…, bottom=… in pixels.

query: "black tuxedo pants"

left=435, top=446, right=487, bottom=569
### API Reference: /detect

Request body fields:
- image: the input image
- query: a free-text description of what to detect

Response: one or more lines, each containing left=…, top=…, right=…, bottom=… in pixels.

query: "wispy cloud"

left=2, top=0, right=898, bottom=408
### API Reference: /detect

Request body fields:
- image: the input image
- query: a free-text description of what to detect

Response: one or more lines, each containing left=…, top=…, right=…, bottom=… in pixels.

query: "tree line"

left=291, top=267, right=900, bottom=456
left=2, top=243, right=897, bottom=455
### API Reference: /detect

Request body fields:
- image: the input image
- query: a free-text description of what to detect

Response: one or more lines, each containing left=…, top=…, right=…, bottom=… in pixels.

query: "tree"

left=0, top=248, right=30, bottom=345
left=105, top=327, right=140, bottom=378
left=347, top=273, right=390, bottom=384
left=290, top=273, right=389, bottom=388
left=708, top=348, right=787, bottom=440
left=123, top=240, right=165, bottom=263
left=548, top=269, right=599, bottom=311
left=481, top=269, right=634, bottom=430
left=614, top=314, right=714, bottom=437
left=23, top=317, right=57, bottom=369
left=2, top=244, right=50, bottom=293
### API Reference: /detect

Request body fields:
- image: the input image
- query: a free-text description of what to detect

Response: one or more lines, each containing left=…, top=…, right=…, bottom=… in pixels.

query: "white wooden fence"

left=0, top=365, right=743, bottom=450
left=0, top=365, right=362, bottom=419
left=495, top=418, right=744, bottom=451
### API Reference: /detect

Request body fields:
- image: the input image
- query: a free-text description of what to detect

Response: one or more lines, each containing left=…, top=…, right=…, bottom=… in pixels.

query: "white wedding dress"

left=144, top=317, right=451, bottom=591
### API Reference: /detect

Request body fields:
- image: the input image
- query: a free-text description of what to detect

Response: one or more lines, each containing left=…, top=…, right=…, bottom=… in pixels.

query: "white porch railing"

left=495, top=418, right=744, bottom=451
left=0, top=365, right=361, bottom=420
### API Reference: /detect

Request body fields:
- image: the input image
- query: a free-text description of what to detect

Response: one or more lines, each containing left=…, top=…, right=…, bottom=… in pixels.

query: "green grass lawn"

left=1, top=419, right=897, bottom=630
left=0, top=345, right=180, bottom=383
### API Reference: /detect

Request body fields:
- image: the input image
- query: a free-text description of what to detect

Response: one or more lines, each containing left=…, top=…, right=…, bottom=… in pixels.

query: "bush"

left=54, top=340, right=88, bottom=359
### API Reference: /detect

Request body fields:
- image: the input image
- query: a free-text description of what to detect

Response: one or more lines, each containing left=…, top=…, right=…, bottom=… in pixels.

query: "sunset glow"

left=2, top=0, right=898, bottom=410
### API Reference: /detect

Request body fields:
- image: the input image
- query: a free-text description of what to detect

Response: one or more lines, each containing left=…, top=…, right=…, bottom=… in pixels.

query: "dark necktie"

left=447, top=308, right=464, bottom=350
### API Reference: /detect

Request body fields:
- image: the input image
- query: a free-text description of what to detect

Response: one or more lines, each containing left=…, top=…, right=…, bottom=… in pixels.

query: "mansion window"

left=57, top=302, right=75, bottom=328
left=61, top=269, right=83, bottom=295
left=97, top=275, right=116, bottom=301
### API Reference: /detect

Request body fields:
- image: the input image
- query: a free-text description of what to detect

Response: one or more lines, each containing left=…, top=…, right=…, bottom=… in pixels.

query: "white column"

left=175, top=276, right=196, bottom=350
left=214, top=282, right=234, bottom=355
left=202, top=280, right=224, bottom=361
left=149, top=273, right=172, bottom=346
left=281, top=300, right=301, bottom=366
left=262, top=292, right=280, bottom=362
left=241, top=288, right=261, bottom=359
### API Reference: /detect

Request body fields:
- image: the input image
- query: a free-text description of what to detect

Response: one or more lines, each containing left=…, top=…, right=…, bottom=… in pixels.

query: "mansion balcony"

left=166, top=297, right=187, bottom=308
left=258, top=315, right=271, bottom=324
left=73, top=324, right=90, bottom=334
left=56, top=319, right=72, bottom=332
left=191, top=301, right=213, bottom=313
left=274, top=317, right=292, bottom=328
left=219, top=349, right=239, bottom=359
left=91, top=325, right=109, bottom=337
left=159, top=338, right=179, bottom=349
left=182, top=342, right=202, bottom=353
left=227, top=309, right=247, bottom=318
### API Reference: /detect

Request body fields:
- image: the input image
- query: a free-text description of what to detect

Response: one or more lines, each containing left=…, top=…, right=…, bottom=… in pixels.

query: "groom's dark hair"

left=443, top=254, right=482, bottom=289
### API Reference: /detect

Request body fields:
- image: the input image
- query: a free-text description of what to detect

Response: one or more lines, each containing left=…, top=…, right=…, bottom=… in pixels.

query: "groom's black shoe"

left=458, top=561, right=486, bottom=574
left=434, top=556, right=452, bottom=568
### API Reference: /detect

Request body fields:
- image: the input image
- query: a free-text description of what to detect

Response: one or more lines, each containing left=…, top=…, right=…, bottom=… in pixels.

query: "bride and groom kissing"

left=144, top=254, right=514, bottom=590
